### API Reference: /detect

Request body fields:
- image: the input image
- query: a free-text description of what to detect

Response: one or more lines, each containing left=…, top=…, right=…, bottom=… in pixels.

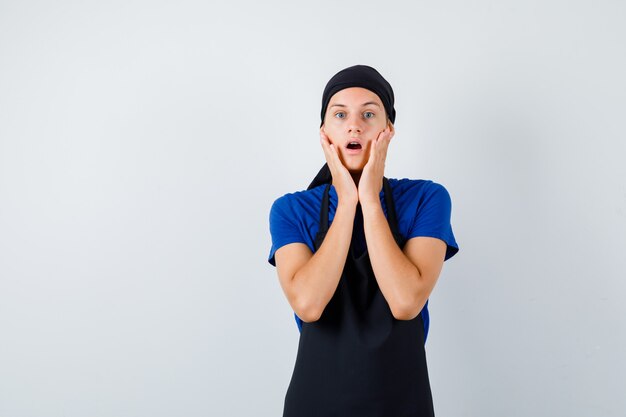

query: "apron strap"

left=383, top=177, right=404, bottom=246
left=314, top=183, right=332, bottom=249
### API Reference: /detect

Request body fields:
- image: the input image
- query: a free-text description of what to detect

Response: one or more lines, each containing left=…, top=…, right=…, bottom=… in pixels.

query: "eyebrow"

left=329, top=101, right=381, bottom=108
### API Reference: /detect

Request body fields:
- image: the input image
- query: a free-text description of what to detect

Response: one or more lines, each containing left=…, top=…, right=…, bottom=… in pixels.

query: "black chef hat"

left=308, top=64, right=396, bottom=190
left=319, top=64, right=396, bottom=128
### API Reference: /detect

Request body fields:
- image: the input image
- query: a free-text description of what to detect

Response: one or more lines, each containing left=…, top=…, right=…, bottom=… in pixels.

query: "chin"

left=337, top=151, right=367, bottom=170
left=347, top=162, right=367, bottom=173
left=351, top=157, right=369, bottom=169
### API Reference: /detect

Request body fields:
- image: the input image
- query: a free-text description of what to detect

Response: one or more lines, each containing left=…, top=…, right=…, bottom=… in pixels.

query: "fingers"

left=319, top=129, right=346, bottom=174
left=380, top=126, right=394, bottom=142
left=319, top=130, right=332, bottom=161
left=320, top=130, right=336, bottom=163
left=372, top=127, right=392, bottom=160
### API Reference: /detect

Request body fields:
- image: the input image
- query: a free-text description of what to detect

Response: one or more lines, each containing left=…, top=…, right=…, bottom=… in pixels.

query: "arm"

left=274, top=200, right=357, bottom=322
left=274, top=128, right=360, bottom=322
left=361, top=199, right=447, bottom=320
left=356, top=122, right=449, bottom=320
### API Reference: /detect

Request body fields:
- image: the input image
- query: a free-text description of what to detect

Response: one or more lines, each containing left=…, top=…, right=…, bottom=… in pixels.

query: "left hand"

left=358, top=123, right=394, bottom=205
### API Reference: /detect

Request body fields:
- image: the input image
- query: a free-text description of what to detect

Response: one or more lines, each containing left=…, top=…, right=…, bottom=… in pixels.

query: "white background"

left=1, top=1, right=625, bottom=416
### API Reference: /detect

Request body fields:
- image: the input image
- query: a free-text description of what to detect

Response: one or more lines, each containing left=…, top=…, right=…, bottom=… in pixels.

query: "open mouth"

left=347, top=142, right=362, bottom=150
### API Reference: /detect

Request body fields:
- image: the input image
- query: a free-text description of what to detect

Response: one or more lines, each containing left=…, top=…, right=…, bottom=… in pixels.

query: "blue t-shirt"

left=267, top=177, right=459, bottom=341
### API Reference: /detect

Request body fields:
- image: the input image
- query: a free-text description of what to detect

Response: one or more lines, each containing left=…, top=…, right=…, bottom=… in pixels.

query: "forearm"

left=361, top=199, right=423, bottom=320
left=292, top=201, right=357, bottom=321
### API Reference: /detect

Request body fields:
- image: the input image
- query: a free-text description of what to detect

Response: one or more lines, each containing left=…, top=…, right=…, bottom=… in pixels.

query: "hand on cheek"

left=319, top=128, right=358, bottom=206
left=358, top=126, right=393, bottom=205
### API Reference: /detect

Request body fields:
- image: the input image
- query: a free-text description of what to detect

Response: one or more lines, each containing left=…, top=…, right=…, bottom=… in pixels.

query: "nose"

left=347, top=114, right=364, bottom=134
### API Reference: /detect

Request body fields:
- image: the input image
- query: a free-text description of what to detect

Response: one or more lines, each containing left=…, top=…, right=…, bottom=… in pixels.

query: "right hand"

left=320, top=128, right=359, bottom=207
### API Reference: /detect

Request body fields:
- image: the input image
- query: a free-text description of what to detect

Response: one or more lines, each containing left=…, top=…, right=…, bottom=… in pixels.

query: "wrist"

left=359, top=197, right=382, bottom=211
left=337, top=198, right=358, bottom=211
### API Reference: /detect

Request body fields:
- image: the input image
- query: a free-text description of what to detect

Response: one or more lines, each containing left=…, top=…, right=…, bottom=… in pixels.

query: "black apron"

left=283, top=177, right=435, bottom=417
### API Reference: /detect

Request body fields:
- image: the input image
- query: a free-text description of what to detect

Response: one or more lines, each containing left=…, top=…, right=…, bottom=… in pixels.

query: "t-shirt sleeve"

left=406, top=182, right=460, bottom=261
left=267, top=195, right=307, bottom=267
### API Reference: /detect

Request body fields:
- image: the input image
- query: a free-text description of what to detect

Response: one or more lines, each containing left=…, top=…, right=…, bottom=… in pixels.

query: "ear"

left=387, top=120, right=395, bottom=141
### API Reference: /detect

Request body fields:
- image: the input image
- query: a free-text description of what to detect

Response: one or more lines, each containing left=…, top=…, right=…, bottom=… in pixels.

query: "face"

left=321, top=87, right=393, bottom=173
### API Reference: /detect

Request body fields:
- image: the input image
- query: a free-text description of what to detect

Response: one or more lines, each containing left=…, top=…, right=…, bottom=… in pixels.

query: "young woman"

left=267, top=65, right=459, bottom=416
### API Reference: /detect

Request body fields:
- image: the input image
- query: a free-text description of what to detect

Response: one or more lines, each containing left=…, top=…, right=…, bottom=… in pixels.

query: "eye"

left=364, top=111, right=375, bottom=119
left=334, top=112, right=346, bottom=119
